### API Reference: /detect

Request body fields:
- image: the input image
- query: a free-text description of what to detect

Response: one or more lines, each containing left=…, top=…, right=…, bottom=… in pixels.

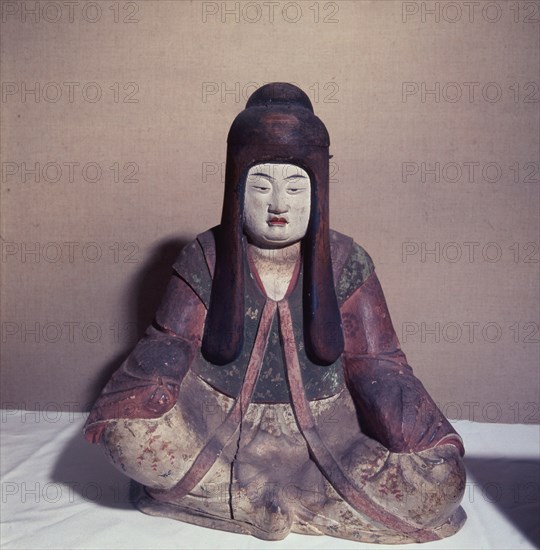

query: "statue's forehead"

left=247, top=163, right=309, bottom=179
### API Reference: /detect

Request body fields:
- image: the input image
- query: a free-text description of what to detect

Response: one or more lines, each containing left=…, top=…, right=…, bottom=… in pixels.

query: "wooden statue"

left=84, top=83, right=466, bottom=543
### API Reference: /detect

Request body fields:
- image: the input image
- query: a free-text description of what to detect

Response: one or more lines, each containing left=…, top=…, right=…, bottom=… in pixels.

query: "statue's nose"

left=268, top=192, right=288, bottom=215
left=268, top=206, right=287, bottom=215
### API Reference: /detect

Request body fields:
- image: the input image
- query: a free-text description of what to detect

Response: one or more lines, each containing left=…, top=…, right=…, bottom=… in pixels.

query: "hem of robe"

left=133, top=481, right=467, bottom=544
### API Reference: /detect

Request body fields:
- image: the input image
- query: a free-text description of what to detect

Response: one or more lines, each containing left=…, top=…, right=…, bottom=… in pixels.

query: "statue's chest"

left=192, top=268, right=345, bottom=403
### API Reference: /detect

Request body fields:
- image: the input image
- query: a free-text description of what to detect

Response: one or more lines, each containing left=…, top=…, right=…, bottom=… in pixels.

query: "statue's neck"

left=247, top=242, right=301, bottom=301
left=248, top=241, right=301, bottom=263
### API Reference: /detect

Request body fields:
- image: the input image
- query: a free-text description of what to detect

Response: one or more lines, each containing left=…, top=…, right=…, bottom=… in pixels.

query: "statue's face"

left=243, top=163, right=311, bottom=248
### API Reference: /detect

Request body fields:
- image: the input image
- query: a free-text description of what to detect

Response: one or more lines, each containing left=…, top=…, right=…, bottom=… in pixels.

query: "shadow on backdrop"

left=51, top=425, right=134, bottom=509
left=465, top=456, right=540, bottom=548
left=52, top=237, right=191, bottom=506
left=85, top=236, right=191, bottom=405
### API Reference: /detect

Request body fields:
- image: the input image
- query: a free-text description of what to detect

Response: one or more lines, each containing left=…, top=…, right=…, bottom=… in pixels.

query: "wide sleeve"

left=84, top=244, right=208, bottom=443
left=341, top=264, right=464, bottom=456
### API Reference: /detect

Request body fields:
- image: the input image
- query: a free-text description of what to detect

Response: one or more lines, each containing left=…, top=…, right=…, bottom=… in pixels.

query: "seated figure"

left=84, top=83, right=466, bottom=544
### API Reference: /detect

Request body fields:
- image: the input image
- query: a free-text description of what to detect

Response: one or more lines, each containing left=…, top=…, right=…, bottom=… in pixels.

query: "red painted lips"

left=268, top=217, right=288, bottom=226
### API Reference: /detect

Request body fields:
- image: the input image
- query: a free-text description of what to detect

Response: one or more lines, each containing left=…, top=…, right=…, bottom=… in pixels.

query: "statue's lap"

left=101, top=371, right=466, bottom=543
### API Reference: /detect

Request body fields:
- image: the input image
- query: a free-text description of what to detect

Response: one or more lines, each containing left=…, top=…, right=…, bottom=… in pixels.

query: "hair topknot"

left=245, top=82, right=314, bottom=113
left=227, top=82, right=327, bottom=147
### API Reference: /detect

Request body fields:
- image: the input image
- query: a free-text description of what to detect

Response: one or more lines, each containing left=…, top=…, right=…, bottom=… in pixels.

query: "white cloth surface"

left=0, top=412, right=538, bottom=550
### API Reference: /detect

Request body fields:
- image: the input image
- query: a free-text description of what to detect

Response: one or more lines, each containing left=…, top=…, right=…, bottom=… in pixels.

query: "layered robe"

left=84, top=228, right=466, bottom=544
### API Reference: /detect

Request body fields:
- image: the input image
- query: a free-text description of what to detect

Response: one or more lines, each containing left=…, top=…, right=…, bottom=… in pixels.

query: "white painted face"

left=243, top=163, right=311, bottom=249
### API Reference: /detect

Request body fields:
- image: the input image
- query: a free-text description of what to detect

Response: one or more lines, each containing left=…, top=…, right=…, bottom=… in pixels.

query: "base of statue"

left=132, top=480, right=466, bottom=544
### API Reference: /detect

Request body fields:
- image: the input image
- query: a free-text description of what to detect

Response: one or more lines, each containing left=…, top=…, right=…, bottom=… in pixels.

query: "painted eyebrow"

left=285, top=174, right=308, bottom=180
left=249, top=172, right=274, bottom=181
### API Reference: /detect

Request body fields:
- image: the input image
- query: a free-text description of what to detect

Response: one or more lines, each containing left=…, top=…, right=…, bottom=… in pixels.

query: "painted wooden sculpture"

left=84, top=83, right=466, bottom=543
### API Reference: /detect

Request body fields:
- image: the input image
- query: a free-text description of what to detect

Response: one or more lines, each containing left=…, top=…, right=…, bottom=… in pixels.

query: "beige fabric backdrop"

left=1, top=0, right=538, bottom=423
